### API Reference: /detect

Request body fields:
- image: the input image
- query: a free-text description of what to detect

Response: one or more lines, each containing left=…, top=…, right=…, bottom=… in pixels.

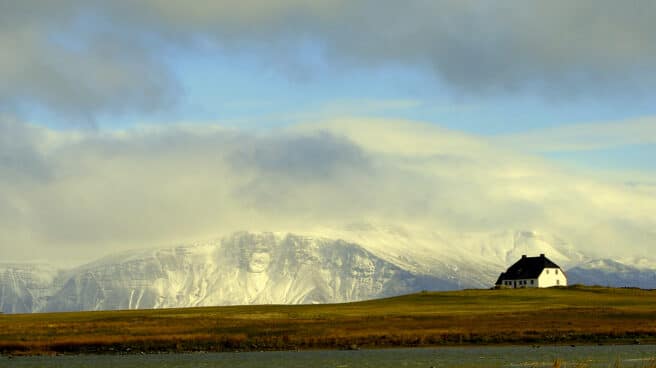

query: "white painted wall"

left=500, top=279, right=538, bottom=288
left=537, top=267, right=567, bottom=287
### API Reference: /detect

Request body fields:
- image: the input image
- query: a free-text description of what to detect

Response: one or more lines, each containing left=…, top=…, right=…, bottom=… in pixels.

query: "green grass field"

left=1, top=286, right=655, bottom=355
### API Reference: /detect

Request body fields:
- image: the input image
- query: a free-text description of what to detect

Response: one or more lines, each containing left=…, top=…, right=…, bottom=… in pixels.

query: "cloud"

left=495, top=116, right=656, bottom=152
left=0, top=116, right=53, bottom=181
left=0, top=2, right=177, bottom=123
left=82, top=0, right=656, bottom=100
left=2, top=1, right=656, bottom=121
left=1, top=116, right=654, bottom=265
left=227, top=131, right=370, bottom=179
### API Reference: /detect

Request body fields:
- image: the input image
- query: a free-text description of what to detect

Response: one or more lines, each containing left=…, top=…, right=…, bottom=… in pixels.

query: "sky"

left=1, top=1, right=655, bottom=266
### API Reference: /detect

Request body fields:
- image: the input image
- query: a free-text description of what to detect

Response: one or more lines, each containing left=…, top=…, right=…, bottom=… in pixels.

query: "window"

left=557, top=279, right=560, bottom=285
left=530, top=280, right=534, bottom=285
left=555, top=269, right=559, bottom=274
left=546, top=269, right=549, bottom=274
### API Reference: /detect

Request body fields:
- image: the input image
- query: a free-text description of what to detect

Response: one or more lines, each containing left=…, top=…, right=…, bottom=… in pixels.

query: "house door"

left=513, top=281, right=516, bottom=288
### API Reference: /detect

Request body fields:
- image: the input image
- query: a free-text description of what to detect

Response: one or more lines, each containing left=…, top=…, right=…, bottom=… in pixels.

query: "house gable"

left=537, top=266, right=567, bottom=287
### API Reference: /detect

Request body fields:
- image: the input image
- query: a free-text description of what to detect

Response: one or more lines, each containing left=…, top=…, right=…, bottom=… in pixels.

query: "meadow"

left=1, top=286, right=655, bottom=355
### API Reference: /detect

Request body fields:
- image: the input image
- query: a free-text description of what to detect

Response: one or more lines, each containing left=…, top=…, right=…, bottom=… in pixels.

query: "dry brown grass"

left=1, top=286, right=655, bottom=355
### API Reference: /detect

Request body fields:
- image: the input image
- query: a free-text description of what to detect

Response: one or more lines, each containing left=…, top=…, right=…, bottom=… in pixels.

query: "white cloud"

left=1, top=117, right=654, bottom=265
left=495, top=116, right=656, bottom=152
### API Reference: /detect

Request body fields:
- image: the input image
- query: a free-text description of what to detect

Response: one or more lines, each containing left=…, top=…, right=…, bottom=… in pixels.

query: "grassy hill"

left=1, top=286, right=655, bottom=355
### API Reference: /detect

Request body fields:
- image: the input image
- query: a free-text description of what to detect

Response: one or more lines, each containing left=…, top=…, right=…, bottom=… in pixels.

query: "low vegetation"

left=1, top=286, right=655, bottom=355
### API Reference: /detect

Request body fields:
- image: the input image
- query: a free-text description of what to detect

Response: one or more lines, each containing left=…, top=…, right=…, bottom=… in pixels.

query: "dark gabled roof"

left=495, top=272, right=506, bottom=285
left=495, top=254, right=561, bottom=284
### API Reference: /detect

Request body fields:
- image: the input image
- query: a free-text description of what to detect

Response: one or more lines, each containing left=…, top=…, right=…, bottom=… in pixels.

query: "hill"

left=1, top=286, right=655, bottom=355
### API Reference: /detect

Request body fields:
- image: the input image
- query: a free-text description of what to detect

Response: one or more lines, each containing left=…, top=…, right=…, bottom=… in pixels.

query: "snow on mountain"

left=0, top=263, right=61, bottom=313
left=567, top=258, right=656, bottom=289
left=44, top=232, right=456, bottom=312
left=313, top=225, right=586, bottom=285
left=0, top=228, right=651, bottom=313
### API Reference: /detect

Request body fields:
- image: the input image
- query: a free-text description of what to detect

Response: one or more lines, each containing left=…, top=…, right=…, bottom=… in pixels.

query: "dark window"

left=530, top=280, right=534, bottom=285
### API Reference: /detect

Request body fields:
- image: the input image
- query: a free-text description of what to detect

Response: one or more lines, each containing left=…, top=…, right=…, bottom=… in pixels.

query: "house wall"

left=500, top=279, right=538, bottom=288
left=537, top=267, right=567, bottom=287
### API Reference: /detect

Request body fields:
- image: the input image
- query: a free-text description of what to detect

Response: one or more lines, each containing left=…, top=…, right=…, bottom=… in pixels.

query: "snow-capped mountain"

left=1, top=229, right=653, bottom=313
left=567, top=259, right=656, bottom=289
left=45, top=233, right=454, bottom=312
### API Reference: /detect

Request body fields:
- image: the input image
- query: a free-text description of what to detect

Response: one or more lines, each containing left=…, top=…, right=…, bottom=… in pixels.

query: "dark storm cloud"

left=2, top=1, right=656, bottom=121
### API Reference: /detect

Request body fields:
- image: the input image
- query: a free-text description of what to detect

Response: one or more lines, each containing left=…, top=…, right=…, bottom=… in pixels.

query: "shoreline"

left=4, top=341, right=656, bottom=358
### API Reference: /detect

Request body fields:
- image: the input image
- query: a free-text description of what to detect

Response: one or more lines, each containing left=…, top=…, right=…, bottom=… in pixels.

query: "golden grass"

left=1, top=286, right=655, bottom=355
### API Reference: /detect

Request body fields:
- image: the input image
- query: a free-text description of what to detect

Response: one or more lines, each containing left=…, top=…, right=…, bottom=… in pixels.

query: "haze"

left=1, top=1, right=655, bottom=266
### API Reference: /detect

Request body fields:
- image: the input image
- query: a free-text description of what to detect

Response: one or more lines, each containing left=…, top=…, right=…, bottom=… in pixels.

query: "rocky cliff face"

left=0, top=263, right=60, bottom=313
left=43, top=232, right=456, bottom=312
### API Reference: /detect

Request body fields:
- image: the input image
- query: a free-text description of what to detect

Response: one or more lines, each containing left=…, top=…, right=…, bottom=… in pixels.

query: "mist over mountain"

left=1, top=229, right=653, bottom=314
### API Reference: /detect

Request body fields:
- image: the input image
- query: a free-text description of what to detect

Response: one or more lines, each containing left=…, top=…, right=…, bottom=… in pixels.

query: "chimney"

left=522, top=255, right=527, bottom=259
left=540, top=253, right=545, bottom=258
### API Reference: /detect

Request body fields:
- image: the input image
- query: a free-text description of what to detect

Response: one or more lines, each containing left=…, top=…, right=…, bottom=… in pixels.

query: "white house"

left=495, top=254, right=567, bottom=288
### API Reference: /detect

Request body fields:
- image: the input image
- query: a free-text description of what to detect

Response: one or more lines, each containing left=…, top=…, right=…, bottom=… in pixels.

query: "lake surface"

left=2, top=345, right=655, bottom=368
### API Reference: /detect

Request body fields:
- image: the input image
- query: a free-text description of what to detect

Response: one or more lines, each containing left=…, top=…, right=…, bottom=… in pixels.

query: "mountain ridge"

left=1, top=229, right=653, bottom=313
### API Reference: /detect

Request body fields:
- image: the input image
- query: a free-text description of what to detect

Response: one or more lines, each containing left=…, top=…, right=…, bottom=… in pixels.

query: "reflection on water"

left=2, top=345, right=655, bottom=368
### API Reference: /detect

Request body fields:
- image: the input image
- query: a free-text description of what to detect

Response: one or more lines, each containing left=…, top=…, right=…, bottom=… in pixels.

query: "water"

left=2, top=345, right=655, bottom=368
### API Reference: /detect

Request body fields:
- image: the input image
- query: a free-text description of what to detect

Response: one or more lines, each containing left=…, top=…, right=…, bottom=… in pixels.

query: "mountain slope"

left=567, top=259, right=656, bottom=289
left=45, top=232, right=457, bottom=312
left=0, top=263, right=60, bottom=313
left=1, top=229, right=652, bottom=313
